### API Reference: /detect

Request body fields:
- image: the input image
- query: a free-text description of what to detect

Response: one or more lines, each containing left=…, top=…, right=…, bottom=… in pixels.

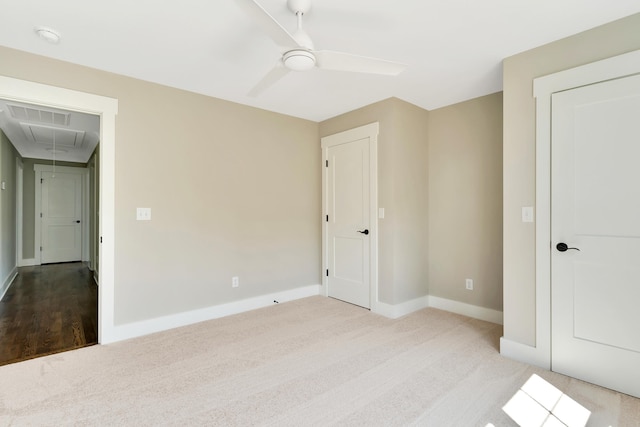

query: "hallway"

left=0, top=263, right=97, bottom=366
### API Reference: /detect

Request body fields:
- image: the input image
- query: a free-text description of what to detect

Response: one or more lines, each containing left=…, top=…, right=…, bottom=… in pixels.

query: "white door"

left=551, top=73, right=640, bottom=398
left=322, top=123, right=377, bottom=309
left=41, top=171, right=83, bottom=263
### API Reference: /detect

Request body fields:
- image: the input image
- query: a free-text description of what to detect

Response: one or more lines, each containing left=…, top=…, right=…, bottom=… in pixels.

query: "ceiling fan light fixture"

left=283, top=50, right=316, bottom=71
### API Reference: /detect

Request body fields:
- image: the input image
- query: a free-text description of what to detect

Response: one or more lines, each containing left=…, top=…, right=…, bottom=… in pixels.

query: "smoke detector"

left=34, top=26, right=61, bottom=44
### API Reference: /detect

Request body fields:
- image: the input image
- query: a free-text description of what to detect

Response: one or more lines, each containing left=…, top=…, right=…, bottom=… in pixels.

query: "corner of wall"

left=372, top=294, right=429, bottom=319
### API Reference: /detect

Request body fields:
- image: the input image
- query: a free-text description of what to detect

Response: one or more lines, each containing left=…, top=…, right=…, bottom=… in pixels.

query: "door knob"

left=556, top=242, right=580, bottom=252
left=357, top=229, right=369, bottom=235
left=75, top=220, right=81, bottom=223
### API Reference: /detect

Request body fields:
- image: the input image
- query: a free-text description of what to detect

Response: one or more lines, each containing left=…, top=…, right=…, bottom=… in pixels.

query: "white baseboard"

left=371, top=295, right=504, bottom=325
left=18, top=258, right=37, bottom=267
left=428, top=296, right=504, bottom=325
left=107, top=284, right=321, bottom=344
left=0, top=267, right=18, bottom=301
left=373, top=295, right=429, bottom=319
left=500, top=337, right=550, bottom=370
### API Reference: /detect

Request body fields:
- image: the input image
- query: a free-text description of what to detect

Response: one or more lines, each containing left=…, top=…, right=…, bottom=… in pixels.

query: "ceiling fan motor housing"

left=283, top=49, right=316, bottom=71
left=287, top=0, right=311, bottom=14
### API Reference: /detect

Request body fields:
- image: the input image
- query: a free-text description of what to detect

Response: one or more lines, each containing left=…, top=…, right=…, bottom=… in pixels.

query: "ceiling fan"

left=235, top=0, right=407, bottom=96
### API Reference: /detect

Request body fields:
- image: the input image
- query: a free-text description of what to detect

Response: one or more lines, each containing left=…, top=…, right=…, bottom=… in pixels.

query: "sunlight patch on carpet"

left=501, top=374, right=591, bottom=427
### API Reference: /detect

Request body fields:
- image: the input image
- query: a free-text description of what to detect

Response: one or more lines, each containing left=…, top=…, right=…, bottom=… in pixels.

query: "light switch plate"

left=137, top=207, right=151, bottom=221
left=522, top=207, right=534, bottom=223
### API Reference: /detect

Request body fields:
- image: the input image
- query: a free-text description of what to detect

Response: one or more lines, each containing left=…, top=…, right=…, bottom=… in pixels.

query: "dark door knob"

left=556, top=242, right=580, bottom=252
left=357, top=229, right=369, bottom=235
left=75, top=220, right=81, bottom=223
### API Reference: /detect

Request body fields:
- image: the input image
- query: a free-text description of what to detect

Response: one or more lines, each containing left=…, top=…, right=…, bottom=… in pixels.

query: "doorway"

left=0, top=104, right=98, bottom=363
left=321, top=122, right=378, bottom=309
left=0, top=76, right=117, bottom=345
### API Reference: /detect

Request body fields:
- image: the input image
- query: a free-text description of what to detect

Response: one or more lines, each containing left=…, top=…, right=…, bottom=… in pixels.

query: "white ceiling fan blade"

left=235, top=0, right=300, bottom=49
left=248, top=63, right=291, bottom=97
left=314, top=50, right=407, bottom=76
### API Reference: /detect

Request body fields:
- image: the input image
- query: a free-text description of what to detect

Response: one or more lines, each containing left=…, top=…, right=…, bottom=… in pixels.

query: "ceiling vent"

left=8, top=104, right=70, bottom=126
left=19, top=123, right=85, bottom=148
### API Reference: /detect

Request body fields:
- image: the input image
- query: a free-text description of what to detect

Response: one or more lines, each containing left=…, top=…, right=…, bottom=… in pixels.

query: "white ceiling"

left=0, top=0, right=639, bottom=122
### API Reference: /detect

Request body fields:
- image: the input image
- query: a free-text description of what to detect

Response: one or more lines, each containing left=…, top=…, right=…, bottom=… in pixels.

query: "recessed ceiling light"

left=34, top=26, right=61, bottom=44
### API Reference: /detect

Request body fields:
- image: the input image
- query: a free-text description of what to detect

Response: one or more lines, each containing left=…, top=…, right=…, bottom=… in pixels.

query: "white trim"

left=369, top=126, right=379, bottom=311
left=0, top=267, right=18, bottom=301
left=500, top=337, right=550, bottom=369
left=428, top=296, right=503, bottom=325
left=0, top=75, right=118, bottom=345
left=524, top=49, right=640, bottom=370
left=372, top=295, right=429, bottom=319
left=34, top=164, right=88, bottom=266
left=83, top=171, right=90, bottom=262
left=15, top=157, right=23, bottom=266
left=107, top=285, right=321, bottom=343
left=89, top=160, right=98, bottom=272
left=371, top=294, right=503, bottom=324
left=321, top=122, right=379, bottom=310
left=533, top=50, right=640, bottom=97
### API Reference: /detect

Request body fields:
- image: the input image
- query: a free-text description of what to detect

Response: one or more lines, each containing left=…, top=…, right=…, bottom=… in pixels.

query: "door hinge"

left=326, top=215, right=329, bottom=222
left=325, top=160, right=328, bottom=167
left=100, top=236, right=103, bottom=243
left=41, top=178, right=43, bottom=184
left=326, top=269, right=329, bottom=277
left=40, top=212, right=43, bottom=218
left=40, top=246, right=42, bottom=251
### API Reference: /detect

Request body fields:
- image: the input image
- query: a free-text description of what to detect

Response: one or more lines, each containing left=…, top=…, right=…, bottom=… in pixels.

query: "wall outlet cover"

left=465, top=279, right=474, bottom=290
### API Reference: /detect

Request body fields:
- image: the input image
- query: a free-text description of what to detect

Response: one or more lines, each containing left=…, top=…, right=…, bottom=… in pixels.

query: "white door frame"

left=510, top=50, right=640, bottom=368
left=34, top=164, right=88, bottom=265
left=15, top=157, right=24, bottom=266
left=83, top=170, right=91, bottom=263
left=0, top=76, right=118, bottom=344
left=321, top=122, right=379, bottom=310
left=88, top=159, right=97, bottom=273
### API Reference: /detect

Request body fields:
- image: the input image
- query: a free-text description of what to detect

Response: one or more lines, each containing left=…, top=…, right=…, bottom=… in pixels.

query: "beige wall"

left=428, top=93, right=503, bottom=311
left=1, top=41, right=504, bottom=328
left=0, top=130, right=19, bottom=291
left=392, top=100, right=430, bottom=303
left=503, top=13, right=640, bottom=345
left=0, top=46, right=320, bottom=325
left=319, top=98, right=429, bottom=305
left=21, top=158, right=86, bottom=260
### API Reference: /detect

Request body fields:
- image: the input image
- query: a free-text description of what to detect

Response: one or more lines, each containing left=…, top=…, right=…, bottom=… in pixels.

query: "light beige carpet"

left=0, top=296, right=638, bottom=426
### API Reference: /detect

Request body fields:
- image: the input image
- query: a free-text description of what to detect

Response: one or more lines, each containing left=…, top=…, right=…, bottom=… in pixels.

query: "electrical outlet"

left=465, top=279, right=474, bottom=290
left=232, top=276, right=239, bottom=288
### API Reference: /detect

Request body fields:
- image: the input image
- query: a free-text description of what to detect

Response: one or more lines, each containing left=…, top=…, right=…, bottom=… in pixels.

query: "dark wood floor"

left=0, top=262, right=98, bottom=366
